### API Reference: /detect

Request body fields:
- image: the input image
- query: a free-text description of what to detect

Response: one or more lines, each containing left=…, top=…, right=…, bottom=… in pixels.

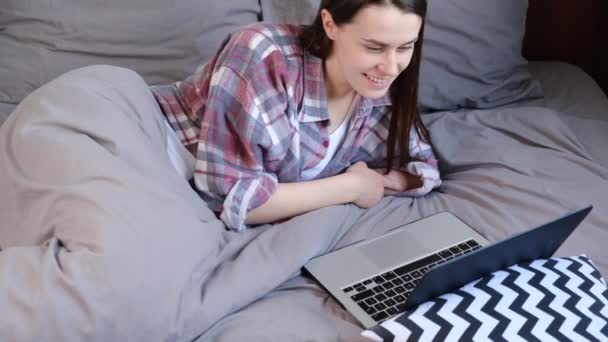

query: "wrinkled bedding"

left=0, top=66, right=607, bottom=341
left=0, top=102, right=16, bottom=125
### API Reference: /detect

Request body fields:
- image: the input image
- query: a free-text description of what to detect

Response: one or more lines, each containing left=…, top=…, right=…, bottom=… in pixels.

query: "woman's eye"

left=397, top=46, right=414, bottom=52
left=366, top=46, right=383, bottom=52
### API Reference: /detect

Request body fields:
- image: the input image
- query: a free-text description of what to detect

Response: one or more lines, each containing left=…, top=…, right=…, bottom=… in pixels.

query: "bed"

left=0, top=0, right=607, bottom=341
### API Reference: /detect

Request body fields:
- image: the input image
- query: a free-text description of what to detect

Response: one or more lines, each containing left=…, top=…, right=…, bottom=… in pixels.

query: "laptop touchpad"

left=360, top=235, right=430, bottom=268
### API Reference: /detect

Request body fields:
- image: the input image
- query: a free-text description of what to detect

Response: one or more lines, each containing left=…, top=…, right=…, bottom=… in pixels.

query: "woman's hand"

left=345, top=162, right=385, bottom=208
left=374, top=168, right=422, bottom=195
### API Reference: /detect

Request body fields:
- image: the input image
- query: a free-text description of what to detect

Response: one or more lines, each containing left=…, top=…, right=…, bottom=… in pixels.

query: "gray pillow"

left=419, top=0, right=543, bottom=112
left=0, top=1, right=260, bottom=104
left=260, top=0, right=319, bottom=24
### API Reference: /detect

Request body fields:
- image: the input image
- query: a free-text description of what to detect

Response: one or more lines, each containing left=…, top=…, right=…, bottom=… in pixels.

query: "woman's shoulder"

left=212, top=23, right=308, bottom=90
left=227, top=23, right=305, bottom=59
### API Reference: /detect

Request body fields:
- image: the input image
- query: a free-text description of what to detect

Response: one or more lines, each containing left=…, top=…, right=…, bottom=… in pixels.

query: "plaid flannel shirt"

left=151, top=23, right=441, bottom=231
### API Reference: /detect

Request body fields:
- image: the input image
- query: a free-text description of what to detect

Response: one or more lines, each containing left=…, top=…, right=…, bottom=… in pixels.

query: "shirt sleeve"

left=193, top=65, right=279, bottom=232
left=396, top=127, right=442, bottom=197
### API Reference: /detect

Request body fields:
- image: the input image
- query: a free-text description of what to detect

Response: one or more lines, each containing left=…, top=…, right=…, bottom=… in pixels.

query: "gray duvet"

left=0, top=66, right=606, bottom=341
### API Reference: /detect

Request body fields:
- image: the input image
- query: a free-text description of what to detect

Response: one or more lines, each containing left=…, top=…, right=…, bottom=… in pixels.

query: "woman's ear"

left=321, top=9, right=337, bottom=40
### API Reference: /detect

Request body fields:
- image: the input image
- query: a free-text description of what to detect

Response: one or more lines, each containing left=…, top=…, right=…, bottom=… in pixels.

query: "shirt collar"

left=298, top=52, right=329, bottom=123
left=298, top=51, right=392, bottom=123
left=369, top=94, right=392, bottom=107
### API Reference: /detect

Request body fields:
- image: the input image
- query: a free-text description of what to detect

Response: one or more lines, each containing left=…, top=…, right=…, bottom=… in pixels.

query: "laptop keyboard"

left=342, top=239, right=482, bottom=323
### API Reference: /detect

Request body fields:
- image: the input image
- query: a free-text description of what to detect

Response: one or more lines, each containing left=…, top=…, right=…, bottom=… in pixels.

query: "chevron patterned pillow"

left=362, top=255, right=608, bottom=341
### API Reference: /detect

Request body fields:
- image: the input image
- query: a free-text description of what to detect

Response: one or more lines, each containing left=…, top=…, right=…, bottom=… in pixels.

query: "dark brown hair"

left=299, top=0, right=431, bottom=171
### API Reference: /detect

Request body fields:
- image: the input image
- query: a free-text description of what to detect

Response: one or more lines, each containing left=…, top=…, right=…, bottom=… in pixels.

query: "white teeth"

left=365, top=73, right=389, bottom=85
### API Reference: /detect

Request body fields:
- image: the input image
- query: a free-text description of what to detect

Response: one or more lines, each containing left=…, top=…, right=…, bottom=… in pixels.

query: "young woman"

left=151, top=0, right=441, bottom=231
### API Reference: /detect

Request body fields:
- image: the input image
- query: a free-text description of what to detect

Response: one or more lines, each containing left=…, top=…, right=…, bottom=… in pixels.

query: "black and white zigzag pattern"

left=363, top=255, right=608, bottom=342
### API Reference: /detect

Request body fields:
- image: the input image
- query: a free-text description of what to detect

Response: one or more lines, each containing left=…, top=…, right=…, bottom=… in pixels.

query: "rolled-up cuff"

left=219, top=174, right=278, bottom=231
left=396, top=161, right=441, bottom=197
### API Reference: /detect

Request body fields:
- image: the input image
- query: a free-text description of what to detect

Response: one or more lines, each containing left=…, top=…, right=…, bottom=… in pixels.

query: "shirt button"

left=323, top=140, right=329, bottom=148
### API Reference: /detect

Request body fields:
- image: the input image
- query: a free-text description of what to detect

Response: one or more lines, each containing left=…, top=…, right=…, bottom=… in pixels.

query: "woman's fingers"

left=384, top=188, right=400, bottom=195
left=385, top=170, right=406, bottom=189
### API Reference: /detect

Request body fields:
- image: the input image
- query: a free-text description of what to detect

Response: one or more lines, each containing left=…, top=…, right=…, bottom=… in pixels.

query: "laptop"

left=303, top=205, right=592, bottom=329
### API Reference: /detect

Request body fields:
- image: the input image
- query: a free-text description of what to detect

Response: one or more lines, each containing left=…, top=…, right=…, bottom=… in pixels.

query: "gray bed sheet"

left=528, top=61, right=608, bottom=121
left=0, top=64, right=607, bottom=341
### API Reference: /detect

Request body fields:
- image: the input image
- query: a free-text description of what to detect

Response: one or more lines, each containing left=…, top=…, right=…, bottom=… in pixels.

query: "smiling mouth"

left=364, top=73, right=391, bottom=86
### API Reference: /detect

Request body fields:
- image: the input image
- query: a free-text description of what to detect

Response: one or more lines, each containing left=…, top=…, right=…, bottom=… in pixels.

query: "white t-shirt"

left=300, top=95, right=359, bottom=180
left=164, top=119, right=195, bottom=180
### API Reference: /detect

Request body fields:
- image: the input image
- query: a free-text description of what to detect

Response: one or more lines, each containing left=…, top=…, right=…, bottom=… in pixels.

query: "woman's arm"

left=245, top=162, right=385, bottom=225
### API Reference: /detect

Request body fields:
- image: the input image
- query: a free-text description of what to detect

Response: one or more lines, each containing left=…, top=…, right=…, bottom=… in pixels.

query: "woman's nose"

left=379, top=51, right=400, bottom=76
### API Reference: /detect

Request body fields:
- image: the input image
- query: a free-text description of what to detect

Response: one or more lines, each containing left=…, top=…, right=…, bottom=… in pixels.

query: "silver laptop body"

left=304, top=211, right=489, bottom=329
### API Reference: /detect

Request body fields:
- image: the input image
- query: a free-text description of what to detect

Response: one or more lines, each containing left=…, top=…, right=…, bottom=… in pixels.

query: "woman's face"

left=322, top=4, right=422, bottom=99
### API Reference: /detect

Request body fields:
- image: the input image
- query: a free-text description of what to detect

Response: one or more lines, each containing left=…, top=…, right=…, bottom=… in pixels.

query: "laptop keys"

left=351, top=289, right=375, bottom=302
left=372, top=312, right=389, bottom=322
left=387, top=307, right=399, bottom=316
left=372, top=276, right=386, bottom=284
left=450, top=246, right=462, bottom=253
left=375, top=303, right=387, bottom=311
left=365, top=298, right=377, bottom=306
left=347, top=240, right=487, bottom=323
left=466, top=239, right=480, bottom=249
left=382, top=272, right=397, bottom=280
left=439, top=250, right=453, bottom=259
left=394, top=254, right=442, bottom=276
left=364, top=306, right=377, bottom=315
left=458, top=242, right=471, bottom=251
